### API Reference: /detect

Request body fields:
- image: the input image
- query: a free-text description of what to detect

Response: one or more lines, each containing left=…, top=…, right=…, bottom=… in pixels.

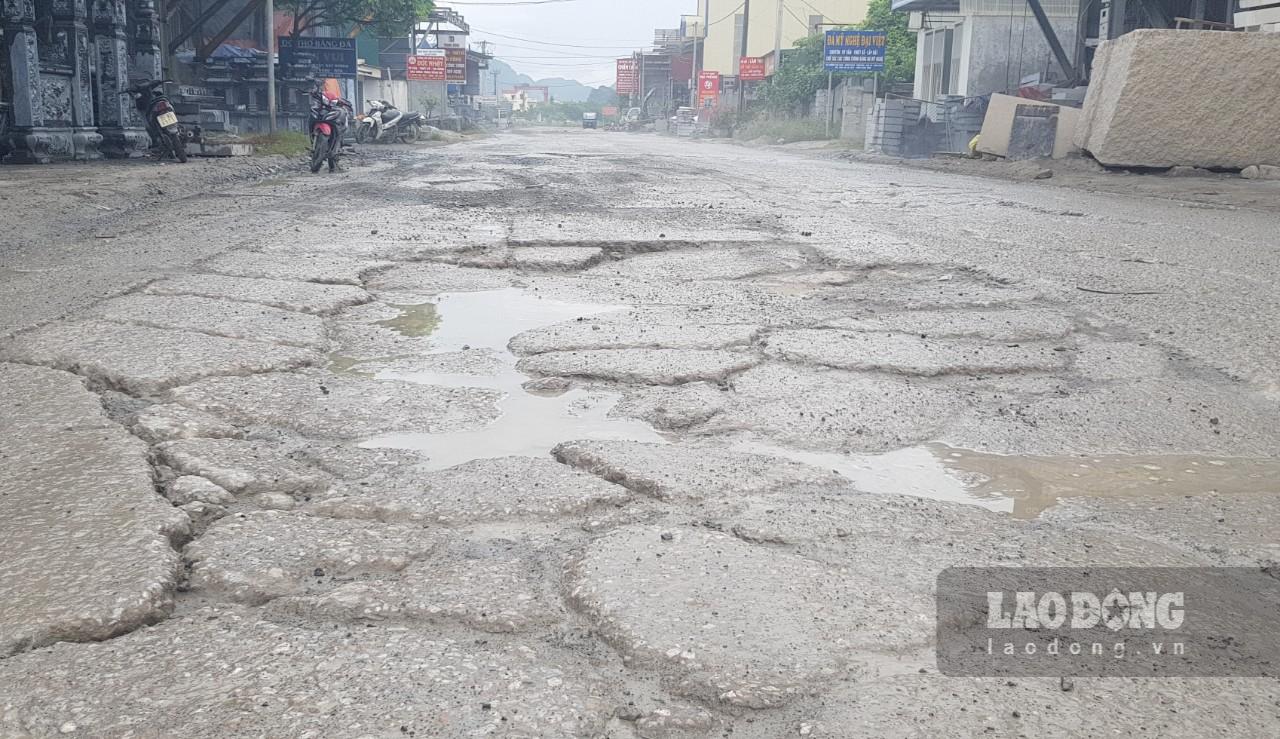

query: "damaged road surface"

left=1, top=130, right=1278, bottom=738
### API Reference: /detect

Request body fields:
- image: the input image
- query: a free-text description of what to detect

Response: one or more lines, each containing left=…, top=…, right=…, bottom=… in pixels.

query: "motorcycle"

left=307, top=90, right=354, bottom=173
left=121, top=79, right=187, bottom=163
left=355, top=99, right=424, bottom=144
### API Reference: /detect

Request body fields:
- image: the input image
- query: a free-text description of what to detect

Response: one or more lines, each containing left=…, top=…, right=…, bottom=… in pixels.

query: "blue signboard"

left=278, top=37, right=358, bottom=79
left=823, top=30, right=887, bottom=72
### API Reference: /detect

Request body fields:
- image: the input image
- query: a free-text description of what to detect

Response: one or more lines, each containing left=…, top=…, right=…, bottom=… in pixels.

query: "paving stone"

left=565, top=525, right=873, bottom=708
left=763, top=329, right=1066, bottom=376
left=146, top=274, right=372, bottom=315
left=166, top=371, right=503, bottom=440
left=721, top=364, right=964, bottom=453
left=154, top=438, right=333, bottom=498
left=553, top=440, right=847, bottom=502
left=267, top=537, right=565, bottom=633
left=0, top=320, right=319, bottom=396
left=509, top=319, right=760, bottom=356
left=185, top=511, right=436, bottom=605
left=0, top=608, right=616, bottom=737
left=311, top=456, right=631, bottom=525
left=0, top=363, right=186, bottom=658
left=518, top=349, right=759, bottom=385
left=823, top=308, right=1075, bottom=342
left=198, top=251, right=391, bottom=285
left=129, top=402, right=241, bottom=444
left=87, top=294, right=328, bottom=348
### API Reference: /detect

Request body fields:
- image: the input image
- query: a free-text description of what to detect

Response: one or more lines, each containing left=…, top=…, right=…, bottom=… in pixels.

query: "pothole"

left=734, top=439, right=1280, bottom=519
left=353, top=289, right=668, bottom=468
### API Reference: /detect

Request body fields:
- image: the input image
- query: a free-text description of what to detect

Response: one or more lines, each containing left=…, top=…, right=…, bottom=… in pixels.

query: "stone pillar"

left=2, top=0, right=61, bottom=162
left=93, top=0, right=148, bottom=157
left=129, top=0, right=160, bottom=81
left=53, top=0, right=102, bottom=158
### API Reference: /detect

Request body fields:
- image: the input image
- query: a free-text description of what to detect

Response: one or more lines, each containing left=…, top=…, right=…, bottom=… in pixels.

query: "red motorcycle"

left=308, top=90, right=353, bottom=173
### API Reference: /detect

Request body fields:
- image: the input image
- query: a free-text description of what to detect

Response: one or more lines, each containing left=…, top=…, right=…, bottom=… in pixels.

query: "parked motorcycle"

left=121, top=79, right=187, bottom=163
left=308, top=90, right=354, bottom=173
left=355, top=100, right=424, bottom=144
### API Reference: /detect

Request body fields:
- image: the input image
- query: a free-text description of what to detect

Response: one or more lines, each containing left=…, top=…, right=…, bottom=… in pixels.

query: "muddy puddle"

left=738, top=439, right=1280, bottom=518
left=357, top=289, right=666, bottom=468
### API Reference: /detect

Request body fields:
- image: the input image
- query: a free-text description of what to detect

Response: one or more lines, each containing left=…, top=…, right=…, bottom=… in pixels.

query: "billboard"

left=739, top=57, right=767, bottom=81
left=697, top=70, right=720, bottom=108
left=446, top=48, right=467, bottom=82
left=277, top=37, right=357, bottom=79
left=406, top=50, right=447, bottom=81
left=823, top=30, right=887, bottom=72
left=616, top=58, right=639, bottom=95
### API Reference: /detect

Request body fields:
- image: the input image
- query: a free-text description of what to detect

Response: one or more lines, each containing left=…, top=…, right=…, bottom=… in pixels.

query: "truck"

left=582, top=112, right=598, bottom=129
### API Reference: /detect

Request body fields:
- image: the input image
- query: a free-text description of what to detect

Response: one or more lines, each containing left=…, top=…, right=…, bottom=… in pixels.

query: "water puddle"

left=736, top=440, right=1280, bottom=519
left=357, top=289, right=666, bottom=469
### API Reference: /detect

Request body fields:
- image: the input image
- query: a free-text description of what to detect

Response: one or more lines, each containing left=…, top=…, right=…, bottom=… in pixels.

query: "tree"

left=756, top=0, right=915, bottom=115
left=281, top=0, right=433, bottom=39
left=587, top=86, right=619, bottom=107
left=857, top=0, right=915, bottom=85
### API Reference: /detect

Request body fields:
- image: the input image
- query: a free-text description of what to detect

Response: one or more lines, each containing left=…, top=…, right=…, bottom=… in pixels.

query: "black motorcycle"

left=122, top=79, right=187, bottom=163
left=307, top=90, right=353, bottom=173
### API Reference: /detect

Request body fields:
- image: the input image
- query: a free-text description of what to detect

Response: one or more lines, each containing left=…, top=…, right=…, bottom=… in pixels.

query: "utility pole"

left=265, top=0, right=276, bottom=132
left=773, top=0, right=784, bottom=76
left=738, top=0, right=750, bottom=114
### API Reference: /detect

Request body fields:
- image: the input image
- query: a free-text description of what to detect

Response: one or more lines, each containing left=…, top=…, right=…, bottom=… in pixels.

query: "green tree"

left=857, top=0, right=915, bottom=85
left=281, top=0, right=433, bottom=39
left=757, top=0, right=915, bottom=115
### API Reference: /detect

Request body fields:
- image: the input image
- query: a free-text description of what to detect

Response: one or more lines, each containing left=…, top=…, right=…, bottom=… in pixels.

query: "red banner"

left=697, top=70, right=721, bottom=108
left=739, top=57, right=766, bottom=81
left=616, top=58, right=639, bottom=95
left=407, top=52, right=447, bottom=82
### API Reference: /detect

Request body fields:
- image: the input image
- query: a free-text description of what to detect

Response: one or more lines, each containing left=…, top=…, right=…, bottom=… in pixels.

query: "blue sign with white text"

left=278, top=37, right=358, bottom=79
left=823, top=30, right=887, bottom=72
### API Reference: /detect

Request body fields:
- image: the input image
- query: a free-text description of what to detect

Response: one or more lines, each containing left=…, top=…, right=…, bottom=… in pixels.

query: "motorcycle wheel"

left=168, top=130, right=188, bottom=163
left=310, top=133, right=329, bottom=173
left=401, top=125, right=418, bottom=144
left=355, top=125, right=367, bottom=144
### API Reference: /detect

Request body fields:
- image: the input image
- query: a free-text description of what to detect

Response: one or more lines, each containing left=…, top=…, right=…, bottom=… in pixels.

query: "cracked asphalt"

left=1, top=129, right=1278, bottom=737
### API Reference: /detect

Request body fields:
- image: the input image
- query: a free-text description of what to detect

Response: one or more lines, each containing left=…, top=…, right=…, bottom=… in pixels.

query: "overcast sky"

left=449, top=0, right=694, bottom=86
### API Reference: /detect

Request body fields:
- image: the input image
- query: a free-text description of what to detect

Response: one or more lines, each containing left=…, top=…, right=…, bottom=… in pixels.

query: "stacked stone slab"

left=1076, top=30, right=1280, bottom=168
left=865, top=98, right=922, bottom=157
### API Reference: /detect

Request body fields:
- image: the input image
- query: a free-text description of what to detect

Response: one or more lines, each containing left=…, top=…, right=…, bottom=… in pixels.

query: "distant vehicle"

left=582, top=112, right=599, bottom=129
left=308, top=90, right=354, bottom=173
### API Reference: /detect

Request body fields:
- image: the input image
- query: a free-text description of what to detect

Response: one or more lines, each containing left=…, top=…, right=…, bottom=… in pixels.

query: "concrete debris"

left=763, top=329, right=1066, bottom=376
left=129, top=402, right=242, bottom=444
left=145, top=274, right=373, bottom=315
left=509, top=319, right=760, bottom=356
left=1078, top=30, right=1280, bottom=168
left=517, top=348, right=759, bottom=385
left=154, top=438, right=333, bottom=498
left=553, top=440, right=847, bottom=501
left=0, top=363, right=186, bottom=658
left=0, top=607, right=616, bottom=737
left=164, top=476, right=235, bottom=507
left=185, top=511, right=436, bottom=604
left=1241, top=164, right=1280, bottom=180
left=86, top=294, right=329, bottom=348
left=166, top=371, right=503, bottom=439
left=0, top=320, right=318, bottom=396
left=612, top=382, right=730, bottom=430
left=197, top=251, right=392, bottom=286
left=311, top=456, right=632, bottom=524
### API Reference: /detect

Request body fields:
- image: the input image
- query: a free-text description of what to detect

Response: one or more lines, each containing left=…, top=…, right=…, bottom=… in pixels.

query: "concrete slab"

left=88, top=294, right=329, bottom=349
left=509, top=318, right=760, bottom=356
left=154, top=438, right=334, bottom=498
left=198, top=252, right=392, bottom=286
left=145, top=274, right=373, bottom=315
left=517, top=348, right=760, bottom=385
left=763, top=329, right=1067, bottom=376
left=0, top=363, right=186, bottom=658
left=0, top=320, right=319, bottom=396
left=1077, top=30, right=1280, bottom=168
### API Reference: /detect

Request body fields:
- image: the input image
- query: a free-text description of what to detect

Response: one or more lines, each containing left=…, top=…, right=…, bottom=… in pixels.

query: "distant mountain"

left=485, top=58, right=612, bottom=103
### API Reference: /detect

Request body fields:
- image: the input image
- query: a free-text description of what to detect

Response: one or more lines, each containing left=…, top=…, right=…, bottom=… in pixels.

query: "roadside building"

left=696, top=0, right=872, bottom=77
